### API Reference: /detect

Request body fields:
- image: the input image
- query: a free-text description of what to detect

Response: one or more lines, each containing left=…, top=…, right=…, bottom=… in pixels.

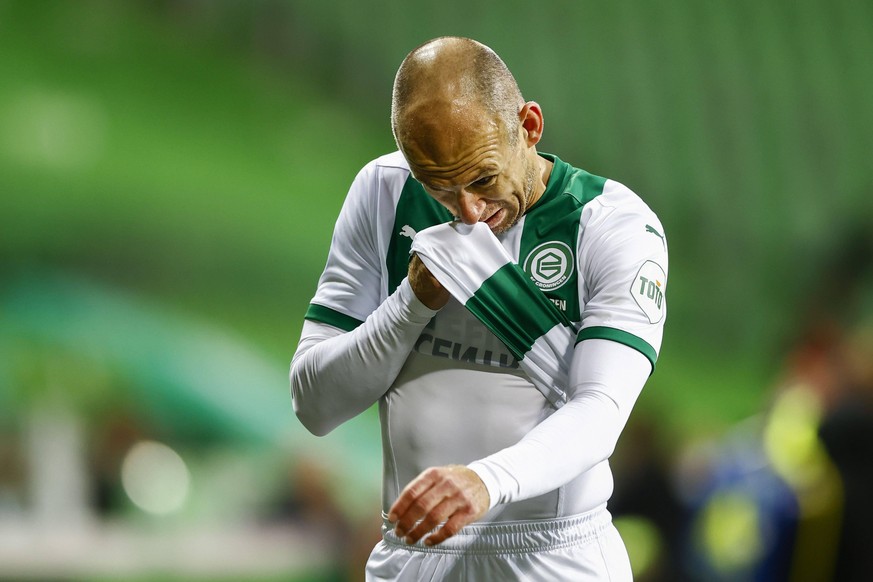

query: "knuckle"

left=433, top=505, right=452, bottom=523
left=419, top=515, right=439, bottom=532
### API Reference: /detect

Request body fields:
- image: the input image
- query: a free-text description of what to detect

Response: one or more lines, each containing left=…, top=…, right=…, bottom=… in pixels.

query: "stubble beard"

left=492, top=160, right=537, bottom=234
left=483, top=153, right=540, bottom=234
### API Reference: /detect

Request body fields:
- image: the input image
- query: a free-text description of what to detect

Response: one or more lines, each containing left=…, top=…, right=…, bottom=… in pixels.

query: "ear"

left=518, top=101, right=544, bottom=147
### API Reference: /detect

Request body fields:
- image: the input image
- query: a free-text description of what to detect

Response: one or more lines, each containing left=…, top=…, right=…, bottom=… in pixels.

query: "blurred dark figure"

left=88, top=406, right=147, bottom=515
left=816, top=325, right=873, bottom=581
left=796, top=226, right=873, bottom=580
left=270, top=456, right=382, bottom=582
left=0, top=429, right=26, bottom=516
left=611, top=415, right=688, bottom=581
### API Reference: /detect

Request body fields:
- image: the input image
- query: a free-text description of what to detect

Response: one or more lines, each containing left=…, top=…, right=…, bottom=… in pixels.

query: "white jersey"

left=304, top=150, right=667, bottom=523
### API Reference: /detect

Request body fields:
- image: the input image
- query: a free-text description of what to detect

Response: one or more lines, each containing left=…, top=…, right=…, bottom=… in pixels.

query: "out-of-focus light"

left=698, top=491, right=762, bottom=572
left=613, top=515, right=661, bottom=578
left=763, top=385, right=827, bottom=488
left=121, top=440, right=190, bottom=515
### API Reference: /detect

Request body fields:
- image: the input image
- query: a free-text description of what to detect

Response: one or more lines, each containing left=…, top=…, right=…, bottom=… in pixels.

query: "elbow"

left=289, top=367, right=334, bottom=437
left=294, top=407, right=335, bottom=437
left=290, top=383, right=336, bottom=438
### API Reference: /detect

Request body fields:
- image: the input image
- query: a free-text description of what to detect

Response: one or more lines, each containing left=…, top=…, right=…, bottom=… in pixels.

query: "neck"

left=526, top=153, right=553, bottom=211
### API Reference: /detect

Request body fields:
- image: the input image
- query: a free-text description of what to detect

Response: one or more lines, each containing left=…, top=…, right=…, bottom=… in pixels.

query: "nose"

left=456, top=190, right=486, bottom=225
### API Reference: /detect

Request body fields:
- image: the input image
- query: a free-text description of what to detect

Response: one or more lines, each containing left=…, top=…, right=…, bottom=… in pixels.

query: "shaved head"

left=388, top=38, right=550, bottom=235
left=391, top=37, right=524, bottom=152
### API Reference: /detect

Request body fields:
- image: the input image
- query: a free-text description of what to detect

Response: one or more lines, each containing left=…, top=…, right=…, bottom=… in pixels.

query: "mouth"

left=483, top=208, right=505, bottom=230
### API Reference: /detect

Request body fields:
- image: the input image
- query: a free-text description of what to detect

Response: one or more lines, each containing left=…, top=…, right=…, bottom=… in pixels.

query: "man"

left=290, top=36, right=668, bottom=580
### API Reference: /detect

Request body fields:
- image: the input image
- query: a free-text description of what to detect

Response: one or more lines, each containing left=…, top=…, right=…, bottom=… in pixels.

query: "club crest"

left=523, top=241, right=575, bottom=290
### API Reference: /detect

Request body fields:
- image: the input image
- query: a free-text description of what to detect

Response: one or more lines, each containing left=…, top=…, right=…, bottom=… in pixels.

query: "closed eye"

left=473, top=175, right=496, bottom=188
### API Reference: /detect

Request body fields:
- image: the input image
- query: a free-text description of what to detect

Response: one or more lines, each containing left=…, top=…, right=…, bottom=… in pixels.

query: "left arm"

left=468, top=338, right=650, bottom=506
left=388, top=338, right=650, bottom=545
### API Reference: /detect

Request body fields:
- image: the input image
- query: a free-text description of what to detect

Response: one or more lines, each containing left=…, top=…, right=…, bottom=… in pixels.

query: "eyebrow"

left=415, top=165, right=499, bottom=192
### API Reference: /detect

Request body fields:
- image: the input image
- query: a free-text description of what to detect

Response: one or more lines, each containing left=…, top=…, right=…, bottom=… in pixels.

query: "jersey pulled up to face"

left=305, top=151, right=667, bottom=522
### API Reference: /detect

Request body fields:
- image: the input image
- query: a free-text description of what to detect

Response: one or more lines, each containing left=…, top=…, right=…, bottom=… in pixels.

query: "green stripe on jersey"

left=465, top=262, right=571, bottom=360
left=518, top=154, right=607, bottom=323
left=305, top=303, right=363, bottom=332
left=576, top=326, right=657, bottom=370
left=386, top=176, right=453, bottom=295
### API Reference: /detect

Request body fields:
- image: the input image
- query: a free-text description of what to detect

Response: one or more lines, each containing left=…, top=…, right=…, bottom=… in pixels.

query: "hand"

left=387, top=465, right=490, bottom=546
left=408, top=253, right=450, bottom=310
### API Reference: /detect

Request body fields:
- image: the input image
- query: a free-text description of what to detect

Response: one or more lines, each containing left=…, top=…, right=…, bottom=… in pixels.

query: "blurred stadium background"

left=1, top=1, right=872, bottom=580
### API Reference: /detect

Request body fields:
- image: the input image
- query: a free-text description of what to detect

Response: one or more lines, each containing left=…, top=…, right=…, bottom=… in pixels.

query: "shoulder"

left=373, top=150, right=410, bottom=171
left=545, top=158, right=658, bottom=228
left=359, top=151, right=411, bottom=182
left=572, top=174, right=668, bottom=284
left=345, top=151, right=412, bottom=201
left=578, top=178, right=665, bottom=242
left=548, top=156, right=664, bottom=245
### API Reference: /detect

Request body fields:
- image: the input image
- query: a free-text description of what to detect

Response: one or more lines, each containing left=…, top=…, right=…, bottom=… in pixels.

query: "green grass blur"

left=5, top=0, right=871, bottom=434
left=0, top=1, right=392, bottom=363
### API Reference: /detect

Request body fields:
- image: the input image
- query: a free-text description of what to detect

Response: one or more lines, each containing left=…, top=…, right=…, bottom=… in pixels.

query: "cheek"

left=428, top=191, right=458, bottom=214
left=494, top=178, right=523, bottom=203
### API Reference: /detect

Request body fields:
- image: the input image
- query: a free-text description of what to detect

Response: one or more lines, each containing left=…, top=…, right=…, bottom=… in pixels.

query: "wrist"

left=398, top=279, right=442, bottom=321
left=466, top=461, right=501, bottom=510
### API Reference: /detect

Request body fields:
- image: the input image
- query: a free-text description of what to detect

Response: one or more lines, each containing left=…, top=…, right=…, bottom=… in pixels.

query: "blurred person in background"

left=679, top=227, right=873, bottom=581
left=815, top=322, right=873, bottom=580
left=609, top=415, right=688, bottom=581
left=290, top=37, right=668, bottom=580
left=267, top=456, right=364, bottom=582
left=0, top=431, right=25, bottom=516
left=797, top=228, right=873, bottom=581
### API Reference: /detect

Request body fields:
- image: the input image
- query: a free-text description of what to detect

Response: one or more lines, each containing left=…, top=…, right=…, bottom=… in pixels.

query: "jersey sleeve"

left=576, top=181, right=668, bottom=370
left=305, top=160, right=384, bottom=331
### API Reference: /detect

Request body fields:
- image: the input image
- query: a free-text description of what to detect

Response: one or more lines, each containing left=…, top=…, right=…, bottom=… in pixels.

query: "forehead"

left=400, top=104, right=506, bottom=188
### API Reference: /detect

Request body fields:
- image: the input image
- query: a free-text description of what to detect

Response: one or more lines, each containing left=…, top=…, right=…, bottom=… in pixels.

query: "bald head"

left=391, top=37, right=524, bottom=152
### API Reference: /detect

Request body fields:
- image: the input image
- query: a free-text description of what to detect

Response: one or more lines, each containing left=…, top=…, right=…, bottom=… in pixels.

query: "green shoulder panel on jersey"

left=386, top=176, right=453, bottom=295
left=519, top=154, right=607, bottom=323
left=576, top=326, right=657, bottom=370
left=305, top=303, right=363, bottom=332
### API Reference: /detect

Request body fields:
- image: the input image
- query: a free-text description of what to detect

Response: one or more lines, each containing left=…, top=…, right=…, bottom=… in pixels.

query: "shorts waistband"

left=380, top=504, right=611, bottom=555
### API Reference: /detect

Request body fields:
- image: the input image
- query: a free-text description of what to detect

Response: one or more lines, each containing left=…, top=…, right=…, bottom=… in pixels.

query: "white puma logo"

left=399, top=225, right=417, bottom=239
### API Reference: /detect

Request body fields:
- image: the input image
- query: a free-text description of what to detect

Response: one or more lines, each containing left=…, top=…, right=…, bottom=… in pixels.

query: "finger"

left=424, top=511, right=472, bottom=546
left=388, top=469, right=440, bottom=528
left=402, top=497, right=457, bottom=544
left=393, top=476, right=455, bottom=537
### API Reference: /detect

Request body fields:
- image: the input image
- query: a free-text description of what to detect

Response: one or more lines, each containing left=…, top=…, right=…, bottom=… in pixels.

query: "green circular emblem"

left=523, top=241, right=575, bottom=290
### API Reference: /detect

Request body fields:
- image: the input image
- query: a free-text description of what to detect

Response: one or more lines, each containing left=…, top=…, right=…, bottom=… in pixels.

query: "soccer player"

left=290, top=36, right=668, bottom=580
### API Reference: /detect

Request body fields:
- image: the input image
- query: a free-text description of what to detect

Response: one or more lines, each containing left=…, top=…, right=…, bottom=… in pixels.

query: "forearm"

left=468, top=339, right=650, bottom=507
left=290, top=279, right=438, bottom=436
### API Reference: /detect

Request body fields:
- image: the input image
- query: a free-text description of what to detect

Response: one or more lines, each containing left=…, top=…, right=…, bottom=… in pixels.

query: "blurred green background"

left=1, top=1, right=872, bottom=580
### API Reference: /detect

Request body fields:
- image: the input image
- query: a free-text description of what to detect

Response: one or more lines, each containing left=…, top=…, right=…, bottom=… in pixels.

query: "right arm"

left=290, top=278, right=437, bottom=436
left=289, top=158, right=447, bottom=437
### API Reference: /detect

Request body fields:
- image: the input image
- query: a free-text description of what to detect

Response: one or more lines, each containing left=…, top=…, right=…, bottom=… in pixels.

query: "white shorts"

left=365, top=505, right=632, bottom=581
